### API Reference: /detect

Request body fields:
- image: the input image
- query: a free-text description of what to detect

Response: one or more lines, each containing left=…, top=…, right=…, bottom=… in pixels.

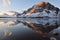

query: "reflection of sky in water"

left=0, top=18, right=60, bottom=40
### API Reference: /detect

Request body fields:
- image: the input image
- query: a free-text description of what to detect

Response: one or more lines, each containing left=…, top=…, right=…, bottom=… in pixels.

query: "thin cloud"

left=2, top=0, right=11, bottom=7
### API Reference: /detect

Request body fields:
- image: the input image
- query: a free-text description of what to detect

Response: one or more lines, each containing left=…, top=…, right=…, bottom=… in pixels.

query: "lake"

left=0, top=18, right=60, bottom=40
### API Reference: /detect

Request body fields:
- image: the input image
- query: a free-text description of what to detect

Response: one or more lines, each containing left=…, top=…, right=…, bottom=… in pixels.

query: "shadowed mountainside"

left=19, top=2, right=60, bottom=17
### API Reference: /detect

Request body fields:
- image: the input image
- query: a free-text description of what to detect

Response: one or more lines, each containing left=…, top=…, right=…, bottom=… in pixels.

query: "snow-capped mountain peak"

left=20, top=2, right=60, bottom=17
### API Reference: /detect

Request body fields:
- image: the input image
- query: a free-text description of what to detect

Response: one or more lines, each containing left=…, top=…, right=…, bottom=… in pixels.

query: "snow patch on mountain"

left=19, top=2, right=60, bottom=17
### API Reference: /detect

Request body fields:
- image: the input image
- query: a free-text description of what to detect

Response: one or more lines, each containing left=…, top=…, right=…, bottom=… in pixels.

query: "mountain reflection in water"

left=0, top=18, right=60, bottom=40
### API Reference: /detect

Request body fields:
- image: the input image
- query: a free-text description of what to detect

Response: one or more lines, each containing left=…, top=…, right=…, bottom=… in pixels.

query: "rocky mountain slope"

left=19, top=2, right=60, bottom=17
left=0, top=2, right=60, bottom=17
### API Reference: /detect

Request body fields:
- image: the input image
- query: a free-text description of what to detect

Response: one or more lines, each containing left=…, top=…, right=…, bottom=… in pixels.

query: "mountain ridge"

left=0, top=10, right=20, bottom=17
left=19, top=2, right=60, bottom=17
left=0, top=2, right=60, bottom=17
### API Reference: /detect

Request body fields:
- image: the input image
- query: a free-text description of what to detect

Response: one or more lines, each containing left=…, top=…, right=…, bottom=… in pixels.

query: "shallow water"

left=0, top=18, right=60, bottom=40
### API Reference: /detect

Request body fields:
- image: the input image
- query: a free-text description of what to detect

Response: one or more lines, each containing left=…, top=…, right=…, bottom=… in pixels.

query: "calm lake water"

left=0, top=18, right=60, bottom=40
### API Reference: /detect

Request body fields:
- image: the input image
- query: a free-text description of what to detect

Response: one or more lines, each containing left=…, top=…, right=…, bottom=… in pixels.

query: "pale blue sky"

left=0, top=0, right=60, bottom=13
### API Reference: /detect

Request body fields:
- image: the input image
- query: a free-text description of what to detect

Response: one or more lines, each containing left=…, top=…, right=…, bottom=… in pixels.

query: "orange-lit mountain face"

left=19, top=2, right=60, bottom=17
left=0, top=2, right=60, bottom=17
left=27, top=2, right=59, bottom=14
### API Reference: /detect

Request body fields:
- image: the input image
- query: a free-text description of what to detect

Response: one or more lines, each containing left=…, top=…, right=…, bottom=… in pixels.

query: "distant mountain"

left=20, top=2, right=60, bottom=17
left=0, top=10, right=20, bottom=17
